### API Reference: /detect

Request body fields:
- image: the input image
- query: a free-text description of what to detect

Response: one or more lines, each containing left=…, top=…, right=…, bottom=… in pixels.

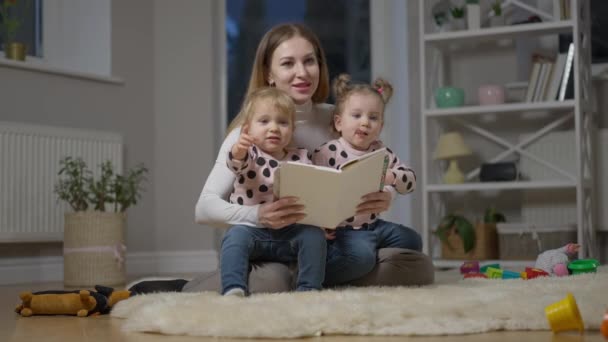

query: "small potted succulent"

left=489, top=0, right=505, bottom=27
left=450, top=6, right=467, bottom=31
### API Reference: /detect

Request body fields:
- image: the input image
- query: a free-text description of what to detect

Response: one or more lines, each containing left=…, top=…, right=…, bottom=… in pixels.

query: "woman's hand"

left=258, top=196, right=306, bottom=229
left=324, top=229, right=336, bottom=240
left=356, top=190, right=392, bottom=216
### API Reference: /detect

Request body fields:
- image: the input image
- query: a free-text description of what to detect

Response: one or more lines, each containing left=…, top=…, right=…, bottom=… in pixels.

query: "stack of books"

left=524, top=43, right=574, bottom=103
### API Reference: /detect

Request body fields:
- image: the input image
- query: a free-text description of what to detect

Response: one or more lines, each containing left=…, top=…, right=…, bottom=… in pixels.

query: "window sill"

left=0, top=57, right=125, bottom=85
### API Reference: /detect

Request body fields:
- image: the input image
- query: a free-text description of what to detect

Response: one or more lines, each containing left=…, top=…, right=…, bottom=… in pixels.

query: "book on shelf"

left=274, top=148, right=389, bottom=228
left=544, top=52, right=568, bottom=101
left=558, top=43, right=575, bottom=101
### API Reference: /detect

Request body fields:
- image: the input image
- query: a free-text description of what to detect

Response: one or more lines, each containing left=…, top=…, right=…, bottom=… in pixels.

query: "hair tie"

left=377, top=87, right=383, bottom=95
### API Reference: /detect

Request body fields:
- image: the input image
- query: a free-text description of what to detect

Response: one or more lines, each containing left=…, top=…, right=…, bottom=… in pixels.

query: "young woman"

left=128, top=23, right=433, bottom=295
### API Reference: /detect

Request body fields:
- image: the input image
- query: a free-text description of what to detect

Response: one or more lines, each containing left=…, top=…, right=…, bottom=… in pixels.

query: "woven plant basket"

left=63, top=212, right=126, bottom=287
left=441, top=222, right=499, bottom=260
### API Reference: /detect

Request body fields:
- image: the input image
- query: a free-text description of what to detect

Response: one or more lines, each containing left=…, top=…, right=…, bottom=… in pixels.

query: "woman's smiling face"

left=267, top=36, right=320, bottom=105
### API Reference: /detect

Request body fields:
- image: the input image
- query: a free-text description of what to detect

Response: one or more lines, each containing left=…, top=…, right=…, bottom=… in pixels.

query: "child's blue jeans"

left=220, top=224, right=327, bottom=295
left=324, top=219, right=422, bottom=286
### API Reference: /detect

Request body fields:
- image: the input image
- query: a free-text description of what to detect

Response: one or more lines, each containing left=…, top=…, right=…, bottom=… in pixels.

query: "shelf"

left=433, top=259, right=535, bottom=270
left=424, top=21, right=574, bottom=46
left=426, top=181, right=577, bottom=192
left=424, top=100, right=576, bottom=118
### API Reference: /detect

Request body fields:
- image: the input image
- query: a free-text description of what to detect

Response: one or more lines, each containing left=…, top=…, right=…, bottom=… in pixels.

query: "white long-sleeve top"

left=195, top=101, right=338, bottom=228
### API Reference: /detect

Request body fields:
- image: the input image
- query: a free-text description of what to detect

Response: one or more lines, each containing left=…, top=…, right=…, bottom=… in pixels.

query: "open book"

left=274, top=148, right=389, bottom=228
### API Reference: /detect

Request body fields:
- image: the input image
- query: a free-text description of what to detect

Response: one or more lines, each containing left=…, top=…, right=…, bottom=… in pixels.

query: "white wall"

left=0, top=0, right=220, bottom=282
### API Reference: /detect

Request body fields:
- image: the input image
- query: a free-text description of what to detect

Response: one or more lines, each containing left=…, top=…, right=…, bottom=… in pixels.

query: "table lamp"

left=433, top=132, right=472, bottom=184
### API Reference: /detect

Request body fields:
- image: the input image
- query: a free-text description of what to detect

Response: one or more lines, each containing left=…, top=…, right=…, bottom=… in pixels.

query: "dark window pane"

left=226, top=0, right=370, bottom=124
left=0, top=0, right=42, bottom=57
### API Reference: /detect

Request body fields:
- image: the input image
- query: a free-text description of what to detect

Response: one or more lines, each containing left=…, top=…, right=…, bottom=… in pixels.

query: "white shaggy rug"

left=112, top=267, right=608, bottom=338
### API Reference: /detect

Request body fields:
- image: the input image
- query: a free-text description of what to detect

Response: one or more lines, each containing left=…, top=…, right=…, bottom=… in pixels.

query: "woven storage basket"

left=441, top=222, right=499, bottom=260
left=63, top=212, right=126, bottom=287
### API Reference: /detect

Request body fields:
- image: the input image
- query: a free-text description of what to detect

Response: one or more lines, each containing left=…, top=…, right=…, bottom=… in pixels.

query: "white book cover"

left=274, top=148, right=389, bottom=228
left=558, top=43, right=575, bottom=101
left=525, top=62, right=541, bottom=103
left=545, top=53, right=567, bottom=101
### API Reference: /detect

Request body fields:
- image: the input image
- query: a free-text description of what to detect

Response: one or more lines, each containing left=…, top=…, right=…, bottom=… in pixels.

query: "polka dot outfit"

left=227, top=145, right=311, bottom=206
left=312, top=137, right=416, bottom=229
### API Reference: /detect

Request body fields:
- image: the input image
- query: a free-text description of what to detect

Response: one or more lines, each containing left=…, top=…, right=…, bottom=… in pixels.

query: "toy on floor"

left=545, top=293, right=584, bottom=334
left=567, top=259, right=600, bottom=275
left=460, top=261, right=480, bottom=274
left=535, top=243, right=580, bottom=276
left=521, top=267, right=549, bottom=280
left=601, top=309, right=608, bottom=339
left=15, top=285, right=131, bottom=317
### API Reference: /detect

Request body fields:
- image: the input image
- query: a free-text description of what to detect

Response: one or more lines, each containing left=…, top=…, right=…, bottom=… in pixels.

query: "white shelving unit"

left=418, top=0, right=597, bottom=265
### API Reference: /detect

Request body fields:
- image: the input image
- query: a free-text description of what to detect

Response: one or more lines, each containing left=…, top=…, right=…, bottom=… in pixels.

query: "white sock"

left=224, top=288, right=246, bottom=297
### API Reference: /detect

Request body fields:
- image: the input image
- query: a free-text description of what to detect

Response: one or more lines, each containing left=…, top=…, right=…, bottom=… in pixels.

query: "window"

left=225, top=0, right=371, bottom=123
left=1, top=0, right=112, bottom=78
left=0, top=0, right=42, bottom=57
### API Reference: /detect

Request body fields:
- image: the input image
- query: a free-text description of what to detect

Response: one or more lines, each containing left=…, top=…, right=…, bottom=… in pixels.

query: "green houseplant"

left=54, top=156, right=148, bottom=287
left=0, top=0, right=31, bottom=60
left=434, top=213, right=476, bottom=253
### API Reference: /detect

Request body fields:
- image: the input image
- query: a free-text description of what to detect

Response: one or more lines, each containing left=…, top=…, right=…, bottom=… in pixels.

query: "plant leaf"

left=455, top=217, right=476, bottom=253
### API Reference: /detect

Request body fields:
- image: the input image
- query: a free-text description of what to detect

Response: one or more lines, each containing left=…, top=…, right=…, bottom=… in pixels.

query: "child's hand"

left=384, top=171, right=395, bottom=186
left=232, top=124, right=254, bottom=160
left=324, top=228, right=336, bottom=240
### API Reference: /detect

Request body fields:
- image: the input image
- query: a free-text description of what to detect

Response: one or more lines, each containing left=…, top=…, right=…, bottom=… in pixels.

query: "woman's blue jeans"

left=324, top=219, right=422, bottom=286
left=220, top=224, right=327, bottom=295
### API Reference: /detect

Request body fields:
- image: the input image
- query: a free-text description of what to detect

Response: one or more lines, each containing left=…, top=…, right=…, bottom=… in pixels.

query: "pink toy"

left=478, top=84, right=505, bottom=105
left=534, top=243, right=580, bottom=276
left=460, top=261, right=480, bottom=274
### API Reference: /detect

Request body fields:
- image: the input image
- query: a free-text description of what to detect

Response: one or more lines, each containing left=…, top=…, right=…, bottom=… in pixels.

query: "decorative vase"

left=451, top=18, right=466, bottom=31
left=489, top=15, right=505, bottom=28
left=477, top=84, right=505, bottom=105
left=435, top=87, right=465, bottom=108
left=466, top=4, right=481, bottom=30
left=4, top=42, right=26, bottom=61
left=63, top=212, right=126, bottom=287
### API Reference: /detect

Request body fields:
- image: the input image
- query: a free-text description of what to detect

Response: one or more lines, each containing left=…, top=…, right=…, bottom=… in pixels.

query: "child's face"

left=247, top=99, right=293, bottom=156
left=334, top=92, right=384, bottom=150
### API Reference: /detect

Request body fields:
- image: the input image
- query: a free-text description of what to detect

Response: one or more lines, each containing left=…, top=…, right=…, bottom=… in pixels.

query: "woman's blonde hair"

left=227, top=23, right=329, bottom=134
left=239, top=87, right=296, bottom=131
left=330, top=74, right=393, bottom=133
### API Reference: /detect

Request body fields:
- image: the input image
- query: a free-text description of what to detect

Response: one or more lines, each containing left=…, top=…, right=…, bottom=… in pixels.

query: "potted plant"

left=466, top=0, right=481, bottom=30
left=489, top=0, right=505, bottom=27
left=434, top=213, right=476, bottom=258
left=0, top=0, right=30, bottom=61
left=435, top=207, right=505, bottom=260
left=450, top=6, right=466, bottom=30
left=55, top=157, right=148, bottom=286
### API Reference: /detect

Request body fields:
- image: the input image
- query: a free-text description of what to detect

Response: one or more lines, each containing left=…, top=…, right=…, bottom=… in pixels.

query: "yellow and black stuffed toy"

left=15, top=285, right=131, bottom=317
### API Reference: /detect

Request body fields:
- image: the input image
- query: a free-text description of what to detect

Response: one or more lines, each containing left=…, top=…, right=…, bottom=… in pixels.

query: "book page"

left=277, top=148, right=387, bottom=228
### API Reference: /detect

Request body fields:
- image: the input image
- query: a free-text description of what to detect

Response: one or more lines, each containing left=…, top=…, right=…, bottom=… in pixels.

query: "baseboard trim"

left=0, top=250, right=218, bottom=285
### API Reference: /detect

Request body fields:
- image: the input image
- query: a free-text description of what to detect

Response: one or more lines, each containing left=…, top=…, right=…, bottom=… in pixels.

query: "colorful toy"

left=567, top=259, right=600, bottom=275
left=463, top=272, right=487, bottom=279
left=521, top=267, right=550, bottom=280
left=480, top=263, right=500, bottom=274
left=501, top=270, right=521, bottom=279
left=15, top=285, right=131, bottom=317
left=460, top=261, right=480, bottom=274
left=485, top=267, right=503, bottom=279
left=535, top=243, right=580, bottom=276
left=601, top=309, right=608, bottom=339
left=545, top=293, right=584, bottom=333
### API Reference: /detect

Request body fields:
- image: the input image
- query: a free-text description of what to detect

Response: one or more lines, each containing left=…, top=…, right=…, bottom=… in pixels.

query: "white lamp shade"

left=433, top=132, right=472, bottom=160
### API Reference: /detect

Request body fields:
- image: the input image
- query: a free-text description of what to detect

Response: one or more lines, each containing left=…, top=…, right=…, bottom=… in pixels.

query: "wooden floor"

left=1, top=274, right=605, bottom=342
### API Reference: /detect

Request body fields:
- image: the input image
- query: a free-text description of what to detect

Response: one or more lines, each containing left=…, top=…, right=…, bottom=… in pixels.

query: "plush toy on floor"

left=15, top=285, right=131, bottom=317
left=534, top=243, right=580, bottom=276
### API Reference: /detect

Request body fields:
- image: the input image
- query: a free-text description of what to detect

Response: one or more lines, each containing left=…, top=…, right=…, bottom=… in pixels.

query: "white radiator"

left=0, top=122, right=123, bottom=242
